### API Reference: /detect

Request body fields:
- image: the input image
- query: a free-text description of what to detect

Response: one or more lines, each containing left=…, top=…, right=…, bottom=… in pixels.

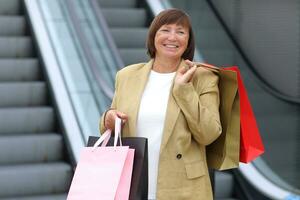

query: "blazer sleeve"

left=172, top=71, right=222, bottom=145
left=99, top=71, right=120, bottom=134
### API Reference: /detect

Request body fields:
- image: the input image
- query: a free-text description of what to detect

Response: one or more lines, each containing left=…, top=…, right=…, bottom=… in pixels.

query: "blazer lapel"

left=126, top=59, right=153, bottom=136
left=125, top=58, right=188, bottom=151
left=160, top=59, right=187, bottom=152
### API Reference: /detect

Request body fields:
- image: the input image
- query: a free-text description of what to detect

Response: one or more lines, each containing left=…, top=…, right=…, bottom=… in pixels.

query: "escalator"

left=0, top=0, right=72, bottom=199
left=98, top=0, right=149, bottom=65
left=7, top=0, right=297, bottom=199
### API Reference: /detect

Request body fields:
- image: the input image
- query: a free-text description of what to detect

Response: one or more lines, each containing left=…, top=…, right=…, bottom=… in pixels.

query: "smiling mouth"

left=163, top=44, right=179, bottom=48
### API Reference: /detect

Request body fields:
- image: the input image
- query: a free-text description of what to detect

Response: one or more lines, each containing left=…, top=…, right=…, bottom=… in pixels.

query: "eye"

left=177, top=31, right=185, bottom=35
left=160, top=29, right=169, bottom=32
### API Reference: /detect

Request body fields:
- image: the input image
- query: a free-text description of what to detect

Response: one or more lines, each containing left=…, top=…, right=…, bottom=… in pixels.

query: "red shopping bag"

left=67, top=118, right=134, bottom=200
left=225, top=67, right=265, bottom=163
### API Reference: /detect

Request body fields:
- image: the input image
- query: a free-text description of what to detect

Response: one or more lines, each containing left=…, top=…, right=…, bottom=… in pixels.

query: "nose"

left=167, top=31, right=176, bottom=41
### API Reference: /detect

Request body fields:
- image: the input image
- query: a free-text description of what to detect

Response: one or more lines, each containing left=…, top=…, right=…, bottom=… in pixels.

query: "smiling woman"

left=100, top=8, right=222, bottom=200
left=147, top=9, right=195, bottom=73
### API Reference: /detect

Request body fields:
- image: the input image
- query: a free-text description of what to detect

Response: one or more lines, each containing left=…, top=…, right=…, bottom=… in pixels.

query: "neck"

left=152, top=56, right=181, bottom=73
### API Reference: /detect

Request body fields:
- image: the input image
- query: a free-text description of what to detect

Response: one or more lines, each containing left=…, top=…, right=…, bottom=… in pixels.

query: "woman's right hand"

left=104, top=109, right=128, bottom=130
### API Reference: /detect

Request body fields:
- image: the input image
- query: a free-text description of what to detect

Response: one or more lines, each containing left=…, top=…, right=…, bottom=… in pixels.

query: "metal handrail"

left=65, top=0, right=114, bottom=99
left=206, top=0, right=300, bottom=104
left=90, top=0, right=124, bottom=70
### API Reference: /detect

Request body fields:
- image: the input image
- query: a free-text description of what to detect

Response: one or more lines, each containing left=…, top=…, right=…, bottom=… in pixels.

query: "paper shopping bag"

left=230, top=67, right=265, bottom=163
left=198, top=63, right=240, bottom=170
left=199, top=63, right=264, bottom=169
left=67, top=118, right=135, bottom=200
left=197, top=63, right=240, bottom=170
left=88, top=136, right=148, bottom=200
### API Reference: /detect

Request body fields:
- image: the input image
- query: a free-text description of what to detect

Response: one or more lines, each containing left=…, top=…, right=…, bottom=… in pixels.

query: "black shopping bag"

left=88, top=136, right=148, bottom=200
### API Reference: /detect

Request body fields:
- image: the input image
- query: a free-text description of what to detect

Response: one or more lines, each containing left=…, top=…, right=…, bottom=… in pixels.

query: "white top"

left=136, top=70, right=176, bottom=200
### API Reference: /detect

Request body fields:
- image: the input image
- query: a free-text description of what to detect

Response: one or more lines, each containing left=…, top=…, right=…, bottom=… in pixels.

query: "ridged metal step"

left=0, top=16, right=26, bottom=36
left=0, top=59, right=40, bottom=81
left=111, top=27, right=148, bottom=48
left=102, top=8, right=147, bottom=27
left=0, top=163, right=72, bottom=198
left=0, top=0, right=21, bottom=15
left=119, top=48, right=149, bottom=65
left=0, top=193, right=67, bottom=200
left=0, top=133, right=64, bottom=164
left=0, top=82, right=47, bottom=107
left=0, top=0, right=73, bottom=198
left=0, top=37, right=34, bottom=58
left=0, top=107, right=55, bottom=134
left=98, top=0, right=136, bottom=8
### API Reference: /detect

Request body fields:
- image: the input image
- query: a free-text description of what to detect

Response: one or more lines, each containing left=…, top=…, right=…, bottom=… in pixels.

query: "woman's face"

left=154, top=23, right=189, bottom=60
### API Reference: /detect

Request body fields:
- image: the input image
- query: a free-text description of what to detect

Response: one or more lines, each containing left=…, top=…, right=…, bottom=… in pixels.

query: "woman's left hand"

left=175, top=59, right=197, bottom=85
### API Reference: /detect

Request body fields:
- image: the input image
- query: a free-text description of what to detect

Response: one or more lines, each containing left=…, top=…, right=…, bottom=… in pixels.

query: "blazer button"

left=176, top=154, right=182, bottom=159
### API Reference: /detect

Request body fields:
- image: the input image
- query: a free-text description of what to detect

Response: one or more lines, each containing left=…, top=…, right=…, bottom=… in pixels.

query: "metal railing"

left=89, top=0, right=124, bottom=69
left=65, top=0, right=114, bottom=99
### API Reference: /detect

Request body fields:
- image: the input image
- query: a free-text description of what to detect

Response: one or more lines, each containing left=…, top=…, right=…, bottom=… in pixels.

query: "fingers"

left=178, top=65, right=188, bottom=74
left=182, top=65, right=197, bottom=83
left=185, top=59, right=194, bottom=68
left=178, top=59, right=195, bottom=75
left=116, top=111, right=128, bottom=124
left=176, top=61, right=197, bottom=84
left=104, top=110, right=128, bottom=130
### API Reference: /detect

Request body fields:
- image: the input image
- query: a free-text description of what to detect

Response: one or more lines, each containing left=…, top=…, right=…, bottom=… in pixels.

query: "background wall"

left=211, top=0, right=300, bottom=99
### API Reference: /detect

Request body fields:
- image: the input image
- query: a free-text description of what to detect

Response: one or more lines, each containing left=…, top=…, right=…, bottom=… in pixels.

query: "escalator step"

left=0, top=82, right=47, bottom=107
left=0, top=193, right=67, bottom=200
left=102, top=8, right=147, bottom=27
left=111, top=27, right=148, bottom=48
left=0, top=0, right=21, bottom=15
left=0, top=16, right=26, bottom=36
left=98, top=0, right=136, bottom=8
left=0, top=59, right=40, bottom=81
left=0, top=162, right=72, bottom=198
left=0, top=37, right=34, bottom=58
left=0, top=133, right=64, bottom=164
left=119, top=48, right=149, bottom=65
left=0, top=107, right=55, bottom=134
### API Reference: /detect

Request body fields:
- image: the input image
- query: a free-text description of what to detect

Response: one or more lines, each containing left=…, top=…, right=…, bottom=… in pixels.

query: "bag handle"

left=194, top=62, right=220, bottom=73
left=92, top=117, right=122, bottom=150
left=114, top=117, right=122, bottom=148
left=92, top=130, right=111, bottom=150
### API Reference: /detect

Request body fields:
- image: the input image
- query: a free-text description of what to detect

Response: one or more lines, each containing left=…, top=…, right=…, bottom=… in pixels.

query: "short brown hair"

left=146, top=8, right=195, bottom=60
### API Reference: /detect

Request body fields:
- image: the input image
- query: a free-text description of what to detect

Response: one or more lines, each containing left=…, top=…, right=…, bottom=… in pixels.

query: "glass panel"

left=37, top=0, right=118, bottom=142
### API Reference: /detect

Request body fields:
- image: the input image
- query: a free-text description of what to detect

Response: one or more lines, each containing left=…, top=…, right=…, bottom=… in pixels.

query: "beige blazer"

left=100, top=59, right=222, bottom=200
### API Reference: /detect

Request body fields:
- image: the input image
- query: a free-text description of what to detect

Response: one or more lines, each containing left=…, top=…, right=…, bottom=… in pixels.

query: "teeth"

left=165, top=44, right=178, bottom=48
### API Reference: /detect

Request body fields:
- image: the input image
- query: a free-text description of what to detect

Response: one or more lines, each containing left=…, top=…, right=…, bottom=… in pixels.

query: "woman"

left=100, top=8, right=222, bottom=200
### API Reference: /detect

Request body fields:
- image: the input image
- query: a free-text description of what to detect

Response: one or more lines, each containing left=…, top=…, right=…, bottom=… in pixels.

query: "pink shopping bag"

left=67, top=118, right=135, bottom=200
